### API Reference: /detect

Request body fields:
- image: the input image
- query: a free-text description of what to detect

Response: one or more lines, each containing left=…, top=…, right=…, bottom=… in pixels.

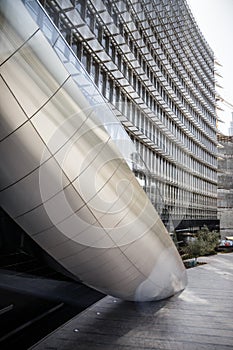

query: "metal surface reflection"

left=0, top=0, right=187, bottom=301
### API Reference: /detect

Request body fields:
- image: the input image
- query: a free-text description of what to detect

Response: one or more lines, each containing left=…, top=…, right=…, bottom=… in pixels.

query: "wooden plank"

left=30, top=253, right=233, bottom=350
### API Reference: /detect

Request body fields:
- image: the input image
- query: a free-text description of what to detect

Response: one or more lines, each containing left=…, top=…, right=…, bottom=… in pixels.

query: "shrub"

left=182, top=225, right=219, bottom=260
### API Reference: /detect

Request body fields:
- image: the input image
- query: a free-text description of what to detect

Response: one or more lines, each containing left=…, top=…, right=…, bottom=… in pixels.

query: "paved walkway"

left=31, top=253, right=233, bottom=350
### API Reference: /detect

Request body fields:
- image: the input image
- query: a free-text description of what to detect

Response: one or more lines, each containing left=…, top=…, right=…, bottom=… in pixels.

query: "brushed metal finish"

left=0, top=0, right=187, bottom=301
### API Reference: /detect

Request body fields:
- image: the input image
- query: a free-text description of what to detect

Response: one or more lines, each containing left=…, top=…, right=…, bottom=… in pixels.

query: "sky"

left=187, top=0, right=233, bottom=135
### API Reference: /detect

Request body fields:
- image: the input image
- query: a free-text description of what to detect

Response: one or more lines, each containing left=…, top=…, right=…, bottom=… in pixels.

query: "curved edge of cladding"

left=0, top=0, right=187, bottom=301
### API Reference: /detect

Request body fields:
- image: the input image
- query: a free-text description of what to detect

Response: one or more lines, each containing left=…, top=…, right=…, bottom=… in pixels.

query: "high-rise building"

left=228, top=112, right=233, bottom=136
left=35, top=0, right=218, bottom=232
left=2, top=0, right=219, bottom=236
left=30, top=0, right=219, bottom=233
left=217, top=134, right=233, bottom=238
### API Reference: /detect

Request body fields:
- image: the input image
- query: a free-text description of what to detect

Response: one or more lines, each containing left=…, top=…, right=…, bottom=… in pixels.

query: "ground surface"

left=31, top=253, right=233, bottom=350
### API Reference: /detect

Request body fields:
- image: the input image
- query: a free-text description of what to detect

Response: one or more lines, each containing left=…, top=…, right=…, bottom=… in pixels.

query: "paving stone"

left=30, top=253, right=233, bottom=350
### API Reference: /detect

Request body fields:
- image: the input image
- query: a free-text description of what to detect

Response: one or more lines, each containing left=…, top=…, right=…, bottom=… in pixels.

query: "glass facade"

left=36, top=0, right=218, bottom=227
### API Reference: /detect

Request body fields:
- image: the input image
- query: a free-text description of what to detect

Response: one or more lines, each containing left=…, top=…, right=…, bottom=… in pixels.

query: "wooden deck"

left=30, top=253, right=233, bottom=350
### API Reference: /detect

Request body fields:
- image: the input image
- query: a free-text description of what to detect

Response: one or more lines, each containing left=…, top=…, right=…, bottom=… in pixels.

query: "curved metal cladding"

left=0, top=0, right=187, bottom=301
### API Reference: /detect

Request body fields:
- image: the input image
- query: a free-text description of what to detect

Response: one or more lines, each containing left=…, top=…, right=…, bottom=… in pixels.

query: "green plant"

left=182, top=239, right=204, bottom=262
left=182, top=225, right=220, bottom=261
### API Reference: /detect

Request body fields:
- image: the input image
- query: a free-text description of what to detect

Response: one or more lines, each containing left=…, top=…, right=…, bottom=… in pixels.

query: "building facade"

left=228, top=112, right=233, bottom=136
left=0, top=0, right=188, bottom=301
left=37, top=0, right=218, bottom=231
left=217, top=135, right=233, bottom=238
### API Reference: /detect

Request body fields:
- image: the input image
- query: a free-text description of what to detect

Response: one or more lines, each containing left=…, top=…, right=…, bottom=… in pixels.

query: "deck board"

left=30, top=253, right=233, bottom=350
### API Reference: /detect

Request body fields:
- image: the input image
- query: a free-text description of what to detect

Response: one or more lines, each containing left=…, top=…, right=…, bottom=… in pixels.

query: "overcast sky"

left=187, top=0, right=233, bottom=135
